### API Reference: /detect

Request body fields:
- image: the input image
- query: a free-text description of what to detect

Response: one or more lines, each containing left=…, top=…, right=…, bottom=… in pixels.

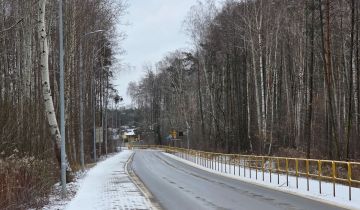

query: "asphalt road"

left=131, top=150, right=345, bottom=210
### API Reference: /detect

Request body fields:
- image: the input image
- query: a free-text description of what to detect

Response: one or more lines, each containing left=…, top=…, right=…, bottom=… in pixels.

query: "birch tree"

left=38, top=0, right=72, bottom=176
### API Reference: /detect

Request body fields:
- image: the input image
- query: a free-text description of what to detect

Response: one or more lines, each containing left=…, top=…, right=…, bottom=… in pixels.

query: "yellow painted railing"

left=129, top=144, right=360, bottom=201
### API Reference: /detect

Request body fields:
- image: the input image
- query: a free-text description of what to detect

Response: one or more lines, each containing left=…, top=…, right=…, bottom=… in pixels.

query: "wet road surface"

left=131, top=150, right=344, bottom=210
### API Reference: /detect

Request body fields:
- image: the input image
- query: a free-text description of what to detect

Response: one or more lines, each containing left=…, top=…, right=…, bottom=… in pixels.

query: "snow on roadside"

left=42, top=150, right=151, bottom=210
left=40, top=154, right=119, bottom=210
left=40, top=170, right=87, bottom=210
left=65, top=149, right=150, bottom=210
left=163, top=152, right=360, bottom=210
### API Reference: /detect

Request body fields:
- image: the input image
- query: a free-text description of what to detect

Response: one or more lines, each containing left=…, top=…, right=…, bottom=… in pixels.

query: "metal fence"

left=129, top=145, right=360, bottom=201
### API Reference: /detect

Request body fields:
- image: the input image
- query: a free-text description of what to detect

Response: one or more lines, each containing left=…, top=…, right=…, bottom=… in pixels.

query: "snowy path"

left=65, top=150, right=151, bottom=210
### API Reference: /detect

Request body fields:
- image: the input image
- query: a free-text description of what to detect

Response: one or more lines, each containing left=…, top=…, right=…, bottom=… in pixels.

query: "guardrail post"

left=270, top=157, right=272, bottom=183
left=348, top=162, right=352, bottom=201
left=220, top=155, right=223, bottom=173
left=196, top=152, right=198, bottom=165
left=225, top=155, right=227, bottom=173
left=231, top=156, right=233, bottom=174
left=194, top=151, right=196, bottom=163
left=332, top=161, right=336, bottom=197
left=209, top=154, right=211, bottom=169
left=205, top=153, right=207, bottom=167
left=244, top=157, right=246, bottom=177
left=199, top=152, right=203, bottom=166
left=206, top=153, right=208, bottom=168
left=233, top=156, right=236, bottom=175
left=218, top=155, right=220, bottom=171
left=238, top=155, right=241, bottom=176
left=202, top=153, right=206, bottom=168
left=202, top=152, right=204, bottom=166
left=198, top=152, right=200, bottom=165
left=205, top=153, right=207, bottom=168
left=211, top=154, right=213, bottom=170
left=215, top=155, right=217, bottom=171
left=262, top=157, right=265, bottom=181
left=213, top=154, right=215, bottom=170
left=318, top=160, right=322, bottom=194
left=249, top=157, right=252, bottom=179
left=277, top=158, right=280, bottom=185
left=192, top=151, right=194, bottom=163
left=255, top=157, right=258, bottom=180
left=229, top=156, right=232, bottom=174
left=306, top=160, right=309, bottom=191
left=204, top=153, right=206, bottom=167
left=295, top=159, right=299, bottom=189
left=207, top=153, right=209, bottom=168
left=229, top=156, right=231, bottom=174
left=286, top=158, right=289, bottom=187
left=199, top=152, right=201, bottom=166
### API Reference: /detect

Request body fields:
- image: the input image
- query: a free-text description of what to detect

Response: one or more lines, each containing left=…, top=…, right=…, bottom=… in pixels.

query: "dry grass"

left=0, top=155, right=57, bottom=209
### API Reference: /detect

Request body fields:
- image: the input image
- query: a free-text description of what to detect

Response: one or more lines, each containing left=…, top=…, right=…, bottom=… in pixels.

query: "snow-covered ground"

left=41, top=171, right=86, bottom=210
left=43, top=150, right=151, bottom=210
left=164, top=152, right=360, bottom=210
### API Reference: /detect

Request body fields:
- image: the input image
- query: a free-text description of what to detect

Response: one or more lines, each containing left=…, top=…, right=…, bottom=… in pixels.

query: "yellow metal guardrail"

left=129, top=144, right=360, bottom=201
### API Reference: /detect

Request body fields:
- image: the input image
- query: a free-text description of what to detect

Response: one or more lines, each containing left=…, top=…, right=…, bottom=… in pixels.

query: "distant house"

left=122, top=128, right=140, bottom=144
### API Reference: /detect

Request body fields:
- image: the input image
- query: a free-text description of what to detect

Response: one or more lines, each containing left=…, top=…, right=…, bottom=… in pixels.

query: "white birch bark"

left=200, top=55, right=216, bottom=135
left=250, top=37, right=262, bottom=135
left=38, top=0, right=71, bottom=172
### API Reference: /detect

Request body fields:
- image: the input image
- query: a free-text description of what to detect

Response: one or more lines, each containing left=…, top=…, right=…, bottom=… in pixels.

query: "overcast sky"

left=114, top=0, right=198, bottom=106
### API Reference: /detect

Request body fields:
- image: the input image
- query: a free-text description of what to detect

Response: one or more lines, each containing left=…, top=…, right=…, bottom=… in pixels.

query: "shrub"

left=0, top=155, right=57, bottom=209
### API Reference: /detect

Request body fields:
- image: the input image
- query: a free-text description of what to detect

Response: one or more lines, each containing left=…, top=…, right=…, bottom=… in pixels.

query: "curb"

left=125, top=152, right=163, bottom=210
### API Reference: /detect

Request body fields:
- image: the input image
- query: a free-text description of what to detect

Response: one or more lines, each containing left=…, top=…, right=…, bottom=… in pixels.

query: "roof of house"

left=124, top=129, right=136, bottom=136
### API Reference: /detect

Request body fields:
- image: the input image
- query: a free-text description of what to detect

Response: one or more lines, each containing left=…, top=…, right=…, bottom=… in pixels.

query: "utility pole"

left=58, top=0, right=66, bottom=197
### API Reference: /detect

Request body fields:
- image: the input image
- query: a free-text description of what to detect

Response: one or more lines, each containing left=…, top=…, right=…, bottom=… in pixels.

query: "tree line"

left=0, top=0, right=125, bottom=208
left=128, top=0, right=360, bottom=161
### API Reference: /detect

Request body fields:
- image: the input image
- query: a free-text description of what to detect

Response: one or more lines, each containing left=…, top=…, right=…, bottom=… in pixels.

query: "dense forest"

left=128, top=0, right=360, bottom=161
left=0, top=0, right=125, bottom=208
left=1, top=0, right=360, bottom=208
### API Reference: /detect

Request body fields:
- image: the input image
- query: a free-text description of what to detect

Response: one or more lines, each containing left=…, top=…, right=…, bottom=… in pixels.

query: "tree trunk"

left=196, top=53, right=206, bottom=144
left=346, top=0, right=355, bottom=160
left=319, top=0, right=340, bottom=159
left=38, top=0, right=72, bottom=178
left=306, top=0, right=315, bottom=158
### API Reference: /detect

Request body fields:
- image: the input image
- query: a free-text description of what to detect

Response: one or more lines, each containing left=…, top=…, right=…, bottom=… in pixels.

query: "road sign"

left=171, top=130, right=177, bottom=139
left=96, top=127, right=103, bottom=143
